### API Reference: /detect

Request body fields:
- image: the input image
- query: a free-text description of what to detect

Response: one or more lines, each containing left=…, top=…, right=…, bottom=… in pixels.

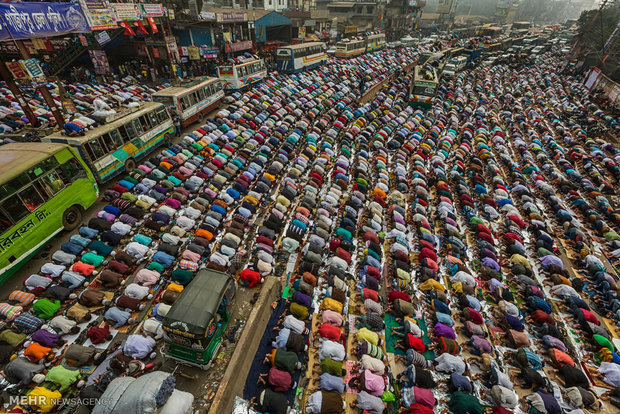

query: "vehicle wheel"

left=124, top=158, right=136, bottom=173
left=62, top=205, right=82, bottom=231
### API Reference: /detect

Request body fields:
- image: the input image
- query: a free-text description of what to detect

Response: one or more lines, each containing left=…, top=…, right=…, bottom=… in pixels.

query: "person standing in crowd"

left=173, top=112, right=182, bottom=137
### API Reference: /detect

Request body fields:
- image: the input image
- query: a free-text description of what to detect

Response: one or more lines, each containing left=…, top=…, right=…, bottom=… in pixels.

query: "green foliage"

left=576, top=3, right=620, bottom=54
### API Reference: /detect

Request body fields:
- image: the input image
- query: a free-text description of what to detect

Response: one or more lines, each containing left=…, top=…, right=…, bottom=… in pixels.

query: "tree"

left=575, top=2, right=620, bottom=82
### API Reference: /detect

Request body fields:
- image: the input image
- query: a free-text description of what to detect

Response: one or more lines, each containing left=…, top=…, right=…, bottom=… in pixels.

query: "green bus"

left=0, top=143, right=99, bottom=283
left=42, top=102, right=173, bottom=183
left=162, top=269, right=236, bottom=369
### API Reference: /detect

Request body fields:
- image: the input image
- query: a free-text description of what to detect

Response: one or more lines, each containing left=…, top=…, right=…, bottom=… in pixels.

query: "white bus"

left=335, top=38, right=366, bottom=58
left=217, top=57, right=267, bottom=91
left=42, top=102, right=173, bottom=182
left=152, top=77, right=224, bottom=127
left=366, top=33, right=386, bottom=52
left=275, top=42, right=327, bottom=73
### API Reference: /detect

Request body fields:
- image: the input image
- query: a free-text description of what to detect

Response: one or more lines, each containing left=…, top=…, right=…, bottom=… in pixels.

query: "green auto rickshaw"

left=162, top=269, right=236, bottom=369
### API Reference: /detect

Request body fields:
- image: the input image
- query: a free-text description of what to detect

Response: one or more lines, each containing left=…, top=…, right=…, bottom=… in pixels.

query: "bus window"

left=109, top=130, right=123, bottom=147
left=1, top=195, right=28, bottom=223
left=124, top=123, right=137, bottom=140
left=133, top=119, right=144, bottom=135
left=32, top=179, right=52, bottom=199
left=97, top=137, right=112, bottom=155
left=188, top=93, right=197, bottom=107
left=156, top=108, right=168, bottom=123
left=180, top=96, right=189, bottom=110
left=86, top=139, right=105, bottom=160
left=0, top=209, right=10, bottom=233
left=197, top=87, right=205, bottom=102
left=148, top=111, right=158, bottom=127
left=59, top=158, right=86, bottom=183
left=215, top=81, right=222, bottom=92
left=0, top=173, right=29, bottom=200
left=139, top=116, right=150, bottom=131
left=19, top=185, right=44, bottom=211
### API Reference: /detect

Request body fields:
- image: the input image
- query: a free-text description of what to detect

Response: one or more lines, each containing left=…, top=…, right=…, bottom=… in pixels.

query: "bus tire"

left=62, top=205, right=83, bottom=231
left=124, top=158, right=136, bottom=173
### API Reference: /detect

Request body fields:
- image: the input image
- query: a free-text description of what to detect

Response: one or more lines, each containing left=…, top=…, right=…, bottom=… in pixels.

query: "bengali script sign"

left=0, top=2, right=91, bottom=41
left=0, top=210, right=50, bottom=252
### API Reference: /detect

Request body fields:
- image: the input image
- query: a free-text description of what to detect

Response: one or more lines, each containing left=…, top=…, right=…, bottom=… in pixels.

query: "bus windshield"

left=219, top=66, right=233, bottom=75
left=413, top=84, right=437, bottom=96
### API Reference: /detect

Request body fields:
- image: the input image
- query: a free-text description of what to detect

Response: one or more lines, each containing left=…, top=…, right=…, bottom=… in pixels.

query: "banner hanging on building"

left=140, top=4, right=164, bottom=18
left=6, top=62, right=27, bottom=80
left=0, top=2, right=91, bottom=41
left=188, top=46, right=200, bottom=60
left=147, top=17, right=158, bottom=34
left=118, top=19, right=135, bottom=36
left=200, top=46, right=219, bottom=58
left=226, top=40, right=253, bottom=53
left=88, top=49, right=110, bottom=74
left=217, top=12, right=246, bottom=22
left=95, top=30, right=111, bottom=45
left=79, top=0, right=117, bottom=30
left=21, top=58, right=46, bottom=81
left=110, top=3, right=140, bottom=21
left=165, top=34, right=179, bottom=62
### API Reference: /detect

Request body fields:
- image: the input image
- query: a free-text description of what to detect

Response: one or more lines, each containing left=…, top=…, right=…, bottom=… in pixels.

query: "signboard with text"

left=6, top=62, right=27, bottom=80
left=200, top=46, right=219, bottom=58
left=140, top=4, right=164, bottom=17
left=227, top=40, right=252, bottom=53
left=217, top=12, right=246, bottom=22
left=96, top=30, right=111, bottom=45
left=21, top=58, right=46, bottom=82
left=111, top=3, right=140, bottom=21
left=0, top=2, right=91, bottom=41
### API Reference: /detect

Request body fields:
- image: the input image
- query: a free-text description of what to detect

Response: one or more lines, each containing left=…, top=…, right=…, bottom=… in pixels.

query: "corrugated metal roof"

left=255, top=11, right=292, bottom=26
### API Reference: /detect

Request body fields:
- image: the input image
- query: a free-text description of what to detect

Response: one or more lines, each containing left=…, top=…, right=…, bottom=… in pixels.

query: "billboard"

left=0, top=2, right=91, bottom=41
left=80, top=0, right=117, bottom=30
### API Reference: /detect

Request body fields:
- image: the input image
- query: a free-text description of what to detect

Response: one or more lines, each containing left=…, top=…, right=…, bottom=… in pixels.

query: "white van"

left=443, top=56, right=467, bottom=78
